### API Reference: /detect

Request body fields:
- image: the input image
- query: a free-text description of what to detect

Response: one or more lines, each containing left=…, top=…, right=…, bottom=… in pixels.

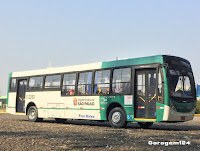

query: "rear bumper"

left=163, top=105, right=195, bottom=122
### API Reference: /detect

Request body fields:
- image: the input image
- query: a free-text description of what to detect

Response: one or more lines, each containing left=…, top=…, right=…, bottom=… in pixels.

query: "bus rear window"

left=10, top=78, right=16, bottom=91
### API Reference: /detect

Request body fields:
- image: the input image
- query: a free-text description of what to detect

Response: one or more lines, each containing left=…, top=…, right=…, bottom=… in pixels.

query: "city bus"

left=6, top=55, right=197, bottom=128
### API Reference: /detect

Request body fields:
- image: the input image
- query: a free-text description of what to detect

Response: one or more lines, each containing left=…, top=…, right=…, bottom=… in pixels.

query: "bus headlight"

left=170, top=102, right=177, bottom=112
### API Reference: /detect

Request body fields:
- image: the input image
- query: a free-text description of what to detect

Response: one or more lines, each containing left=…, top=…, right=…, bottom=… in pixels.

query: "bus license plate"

left=181, top=116, right=185, bottom=120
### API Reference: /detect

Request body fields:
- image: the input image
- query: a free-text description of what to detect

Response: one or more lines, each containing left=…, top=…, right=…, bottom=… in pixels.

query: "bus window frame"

left=43, top=74, right=62, bottom=91
left=163, top=55, right=196, bottom=102
left=111, top=67, right=132, bottom=95
left=9, top=78, right=17, bottom=92
left=167, top=66, right=196, bottom=102
left=76, top=70, right=94, bottom=96
left=61, top=72, right=77, bottom=96
left=92, top=68, right=112, bottom=96
left=27, top=75, right=44, bottom=91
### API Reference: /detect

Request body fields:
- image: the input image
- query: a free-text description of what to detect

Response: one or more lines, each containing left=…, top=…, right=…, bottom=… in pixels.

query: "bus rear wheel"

left=27, top=106, right=43, bottom=122
left=55, top=118, right=67, bottom=123
left=138, top=122, right=153, bottom=128
left=108, top=107, right=127, bottom=128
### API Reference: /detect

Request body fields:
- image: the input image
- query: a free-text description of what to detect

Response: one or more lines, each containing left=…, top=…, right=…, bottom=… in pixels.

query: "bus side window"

left=112, top=68, right=131, bottom=94
left=94, top=70, right=110, bottom=95
left=62, top=73, right=76, bottom=96
left=44, top=75, right=61, bottom=89
left=10, top=78, right=17, bottom=91
left=28, top=76, right=43, bottom=90
left=77, top=72, right=92, bottom=95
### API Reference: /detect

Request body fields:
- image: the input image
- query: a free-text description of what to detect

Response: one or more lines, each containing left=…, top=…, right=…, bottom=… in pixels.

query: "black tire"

left=108, top=107, right=127, bottom=128
left=27, top=106, right=43, bottom=122
left=55, top=118, right=67, bottom=123
left=138, top=122, right=153, bottom=128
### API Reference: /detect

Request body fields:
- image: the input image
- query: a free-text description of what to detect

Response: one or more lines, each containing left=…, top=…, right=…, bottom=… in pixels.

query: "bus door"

left=16, top=79, right=27, bottom=113
left=135, top=69, right=157, bottom=120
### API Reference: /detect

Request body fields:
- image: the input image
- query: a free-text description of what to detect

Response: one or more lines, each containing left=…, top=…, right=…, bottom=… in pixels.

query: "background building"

left=0, top=96, right=7, bottom=110
left=197, top=84, right=200, bottom=100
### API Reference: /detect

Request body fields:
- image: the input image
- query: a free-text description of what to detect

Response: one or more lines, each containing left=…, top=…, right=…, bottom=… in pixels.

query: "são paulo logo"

left=73, top=98, right=77, bottom=106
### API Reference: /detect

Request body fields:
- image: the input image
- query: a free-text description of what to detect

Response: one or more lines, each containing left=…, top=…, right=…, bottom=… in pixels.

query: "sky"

left=0, top=0, right=200, bottom=96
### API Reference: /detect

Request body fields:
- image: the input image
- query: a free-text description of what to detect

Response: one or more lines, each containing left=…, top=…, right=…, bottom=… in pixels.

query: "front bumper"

left=162, top=105, right=195, bottom=122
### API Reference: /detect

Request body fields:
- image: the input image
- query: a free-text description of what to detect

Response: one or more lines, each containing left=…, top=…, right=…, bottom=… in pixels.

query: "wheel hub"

left=112, top=112, right=121, bottom=124
left=29, top=109, right=36, bottom=120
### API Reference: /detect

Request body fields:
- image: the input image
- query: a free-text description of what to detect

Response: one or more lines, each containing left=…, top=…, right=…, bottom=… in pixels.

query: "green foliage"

left=195, top=100, right=200, bottom=114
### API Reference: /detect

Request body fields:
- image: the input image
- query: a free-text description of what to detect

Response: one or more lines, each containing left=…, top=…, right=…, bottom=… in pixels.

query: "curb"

left=194, top=114, right=200, bottom=116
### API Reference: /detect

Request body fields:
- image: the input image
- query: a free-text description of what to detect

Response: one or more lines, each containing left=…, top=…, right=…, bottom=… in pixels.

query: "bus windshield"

left=169, top=69, right=195, bottom=98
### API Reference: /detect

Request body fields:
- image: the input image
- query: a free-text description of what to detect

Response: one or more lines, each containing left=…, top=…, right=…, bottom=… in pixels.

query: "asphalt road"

left=0, top=113, right=199, bottom=151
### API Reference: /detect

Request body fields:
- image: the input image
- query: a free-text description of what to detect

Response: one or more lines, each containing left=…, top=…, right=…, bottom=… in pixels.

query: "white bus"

left=7, top=55, right=196, bottom=128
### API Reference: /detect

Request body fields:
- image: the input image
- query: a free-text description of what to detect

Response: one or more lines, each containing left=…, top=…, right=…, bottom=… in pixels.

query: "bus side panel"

left=99, top=95, right=134, bottom=122
left=7, top=92, right=17, bottom=114
left=26, top=91, right=101, bottom=120
left=64, top=110, right=101, bottom=120
left=156, top=102, right=165, bottom=122
left=26, top=91, right=52, bottom=118
left=63, top=96, right=101, bottom=120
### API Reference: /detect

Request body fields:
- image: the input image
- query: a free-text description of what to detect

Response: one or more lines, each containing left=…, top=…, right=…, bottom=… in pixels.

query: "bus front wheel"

left=27, top=106, right=43, bottom=122
left=108, top=107, right=127, bottom=128
left=138, top=122, right=153, bottom=128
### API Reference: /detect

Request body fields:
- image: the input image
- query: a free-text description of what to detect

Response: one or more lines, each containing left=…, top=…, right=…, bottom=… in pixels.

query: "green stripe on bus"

left=8, top=107, right=101, bottom=110
left=101, top=55, right=163, bottom=69
left=38, top=108, right=101, bottom=110
left=162, top=66, right=170, bottom=106
left=6, top=73, right=12, bottom=106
